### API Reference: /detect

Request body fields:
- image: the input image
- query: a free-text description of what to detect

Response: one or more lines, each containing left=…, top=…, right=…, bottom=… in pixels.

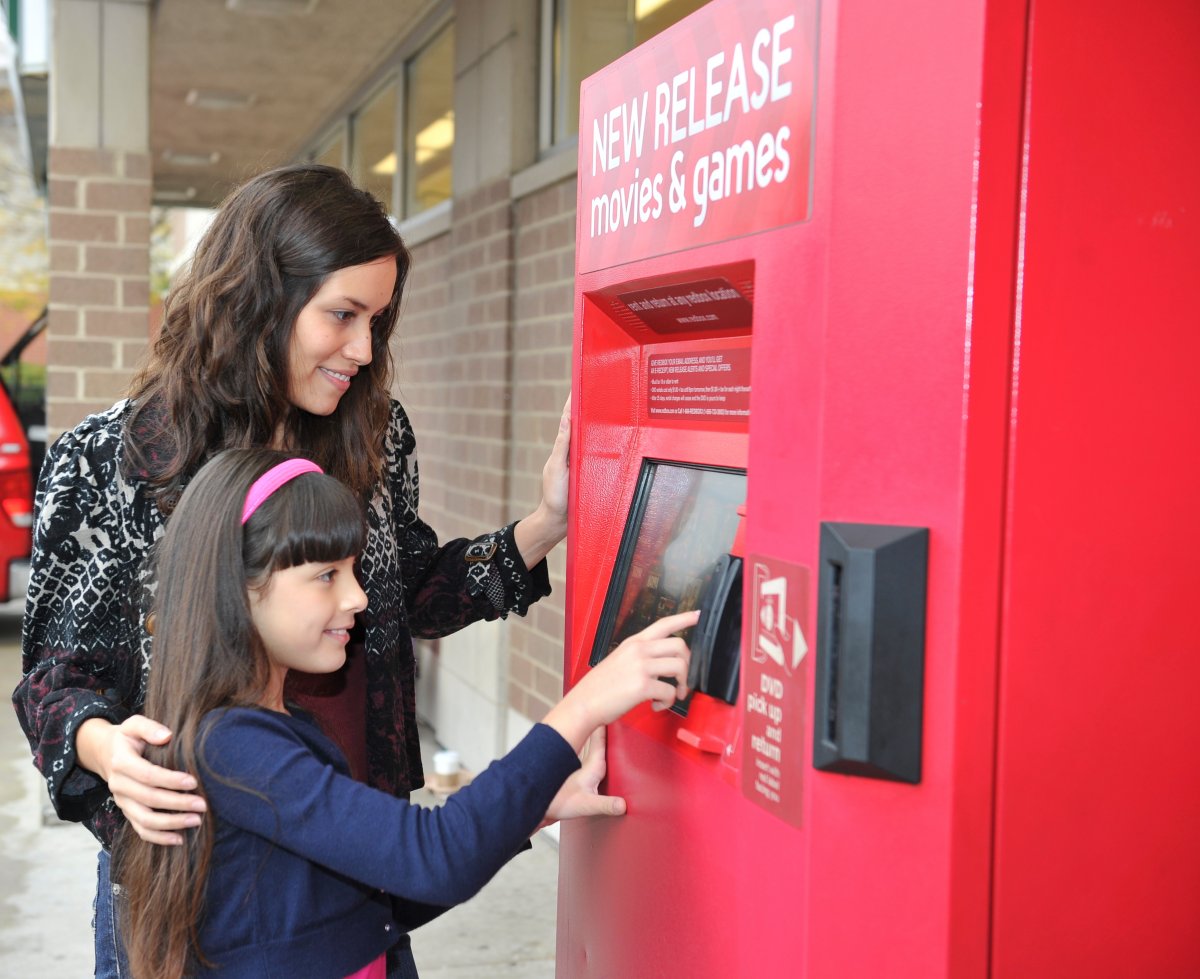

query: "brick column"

left=46, top=148, right=151, bottom=434
left=45, top=0, right=151, bottom=437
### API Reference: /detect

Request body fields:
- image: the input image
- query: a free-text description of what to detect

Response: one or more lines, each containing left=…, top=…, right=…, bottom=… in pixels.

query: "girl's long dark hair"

left=124, top=163, right=410, bottom=510
left=114, top=447, right=367, bottom=979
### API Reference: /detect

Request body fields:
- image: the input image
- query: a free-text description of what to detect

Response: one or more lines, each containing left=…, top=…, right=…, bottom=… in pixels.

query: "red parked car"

left=0, top=308, right=44, bottom=604
left=0, top=376, right=33, bottom=602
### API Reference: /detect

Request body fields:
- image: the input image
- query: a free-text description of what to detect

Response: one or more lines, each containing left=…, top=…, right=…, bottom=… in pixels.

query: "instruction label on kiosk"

left=648, top=347, right=751, bottom=421
left=578, top=0, right=818, bottom=273
left=743, top=555, right=808, bottom=827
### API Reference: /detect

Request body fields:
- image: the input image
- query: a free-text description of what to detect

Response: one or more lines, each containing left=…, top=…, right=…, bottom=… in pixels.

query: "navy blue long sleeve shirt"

left=192, top=707, right=579, bottom=978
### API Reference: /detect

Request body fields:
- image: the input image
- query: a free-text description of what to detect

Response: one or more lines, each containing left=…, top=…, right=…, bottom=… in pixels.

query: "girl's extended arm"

left=539, top=727, right=625, bottom=826
left=201, top=709, right=580, bottom=908
left=199, top=611, right=695, bottom=908
left=534, top=609, right=698, bottom=824
left=541, top=609, right=698, bottom=753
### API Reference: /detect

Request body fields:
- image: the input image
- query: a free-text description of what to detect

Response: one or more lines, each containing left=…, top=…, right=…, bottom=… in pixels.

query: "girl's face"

left=249, top=556, right=368, bottom=702
left=286, top=257, right=397, bottom=416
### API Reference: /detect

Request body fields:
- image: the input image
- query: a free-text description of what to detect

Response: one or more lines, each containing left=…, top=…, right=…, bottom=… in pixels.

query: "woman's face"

left=286, top=256, right=397, bottom=416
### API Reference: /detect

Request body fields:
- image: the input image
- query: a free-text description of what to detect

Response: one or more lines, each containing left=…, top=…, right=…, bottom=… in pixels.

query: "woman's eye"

left=331, top=310, right=354, bottom=324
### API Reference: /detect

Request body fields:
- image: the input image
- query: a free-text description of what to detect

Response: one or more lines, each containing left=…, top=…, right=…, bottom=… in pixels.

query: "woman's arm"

left=14, top=410, right=141, bottom=830
left=381, top=401, right=552, bottom=638
left=512, top=397, right=570, bottom=569
left=13, top=406, right=204, bottom=846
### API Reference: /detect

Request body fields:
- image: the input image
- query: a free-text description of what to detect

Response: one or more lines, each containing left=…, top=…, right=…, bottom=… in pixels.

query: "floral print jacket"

left=11, top=399, right=549, bottom=848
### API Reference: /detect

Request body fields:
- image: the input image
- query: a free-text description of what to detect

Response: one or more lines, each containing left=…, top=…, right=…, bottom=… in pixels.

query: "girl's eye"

left=317, top=570, right=335, bottom=583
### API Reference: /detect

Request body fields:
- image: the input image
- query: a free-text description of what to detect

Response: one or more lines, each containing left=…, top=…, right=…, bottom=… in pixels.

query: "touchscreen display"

left=590, top=461, right=747, bottom=665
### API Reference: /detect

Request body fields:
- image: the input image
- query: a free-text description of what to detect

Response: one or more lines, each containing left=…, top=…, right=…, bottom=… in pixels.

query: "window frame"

left=537, top=0, right=710, bottom=157
left=300, top=0, right=453, bottom=222
left=349, top=74, right=401, bottom=217
left=310, top=120, right=349, bottom=172
left=400, top=17, right=455, bottom=220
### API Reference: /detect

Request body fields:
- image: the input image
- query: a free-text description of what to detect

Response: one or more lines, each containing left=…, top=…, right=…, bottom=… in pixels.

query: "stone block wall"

left=400, top=180, right=514, bottom=541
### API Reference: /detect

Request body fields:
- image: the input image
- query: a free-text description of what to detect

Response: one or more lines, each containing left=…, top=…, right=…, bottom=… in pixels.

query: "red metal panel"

left=802, top=1, right=997, bottom=974
left=563, top=255, right=756, bottom=978
left=991, top=2, right=1200, bottom=975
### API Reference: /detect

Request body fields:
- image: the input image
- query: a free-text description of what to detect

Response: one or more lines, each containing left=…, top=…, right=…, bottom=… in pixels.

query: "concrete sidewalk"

left=0, top=604, right=558, bottom=977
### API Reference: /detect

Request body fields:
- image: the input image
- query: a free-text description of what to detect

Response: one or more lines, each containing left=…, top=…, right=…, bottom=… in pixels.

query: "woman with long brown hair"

left=12, top=164, right=582, bottom=979
left=115, top=447, right=694, bottom=979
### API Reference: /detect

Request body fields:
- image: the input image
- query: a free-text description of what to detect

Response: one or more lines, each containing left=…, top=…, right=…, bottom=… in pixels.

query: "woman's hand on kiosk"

left=514, top=396, right=571, bottom=569
left=540, top=727, right=626, bottom=826
left=544, top=609, right=698, bottom=753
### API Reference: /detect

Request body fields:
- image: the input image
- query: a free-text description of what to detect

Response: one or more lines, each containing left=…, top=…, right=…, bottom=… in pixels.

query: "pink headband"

left=241, top=459, right=324, bottom=525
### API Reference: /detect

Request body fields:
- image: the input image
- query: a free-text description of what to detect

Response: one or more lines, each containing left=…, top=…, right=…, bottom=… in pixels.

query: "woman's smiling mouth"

left=320, top=367, right=353, bottom=388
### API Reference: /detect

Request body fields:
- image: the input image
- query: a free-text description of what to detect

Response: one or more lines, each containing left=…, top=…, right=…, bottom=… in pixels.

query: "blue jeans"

left=386, top=935, right=419, bottom=979
left=94, top=849, right=130, bottom=978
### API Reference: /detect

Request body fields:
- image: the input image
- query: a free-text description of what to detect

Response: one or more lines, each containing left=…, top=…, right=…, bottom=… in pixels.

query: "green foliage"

left=1, top=362, right=45, bottom=421
left=0, top=288, right=46, bottom=317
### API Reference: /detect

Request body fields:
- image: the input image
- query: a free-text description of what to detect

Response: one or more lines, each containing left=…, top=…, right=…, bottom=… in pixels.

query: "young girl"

left=115, top=448, right=697, bottom=979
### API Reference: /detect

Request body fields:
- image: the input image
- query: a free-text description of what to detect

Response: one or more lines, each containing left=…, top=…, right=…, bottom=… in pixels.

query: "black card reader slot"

left=813, top=522, right=928, bottom=784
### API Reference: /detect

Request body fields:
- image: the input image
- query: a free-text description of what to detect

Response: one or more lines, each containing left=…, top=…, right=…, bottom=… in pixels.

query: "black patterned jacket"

left=11, top=399, right=549, bottom=848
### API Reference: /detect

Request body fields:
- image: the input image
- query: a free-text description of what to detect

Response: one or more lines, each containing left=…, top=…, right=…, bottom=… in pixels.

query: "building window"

left=404, top=22, right=454, bottom=217
left=353, top=80, right=399, bottom=215
left=543, top=0, right=709, bottom=150
left=302, top=9, right=453, bottom=220
left=313, top=124, right=348, bottom=171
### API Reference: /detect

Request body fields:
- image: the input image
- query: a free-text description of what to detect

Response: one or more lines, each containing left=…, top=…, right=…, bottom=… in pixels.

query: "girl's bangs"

left=263, top=477, right=367, bottom=569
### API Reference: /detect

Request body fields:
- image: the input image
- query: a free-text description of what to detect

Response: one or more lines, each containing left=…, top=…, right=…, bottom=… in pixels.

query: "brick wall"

left=398, top=180, right=514, bottom=541
left=45, top=147, right=151, bottom=436
left=395, top=173, right=578, bottom=741
left=508, top=176, right=576, bottom=722
left=394, top=228, right=453, bottom=529
left=396, top=177, right=528, bottom=765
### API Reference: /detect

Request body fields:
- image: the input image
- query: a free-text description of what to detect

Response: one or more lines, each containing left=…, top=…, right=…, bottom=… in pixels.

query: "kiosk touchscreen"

left=589, top=461, right=747, bottom=713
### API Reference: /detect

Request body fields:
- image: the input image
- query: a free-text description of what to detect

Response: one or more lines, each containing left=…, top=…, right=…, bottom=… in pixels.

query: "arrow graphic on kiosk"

left=752, top=568, right=809, bottom=673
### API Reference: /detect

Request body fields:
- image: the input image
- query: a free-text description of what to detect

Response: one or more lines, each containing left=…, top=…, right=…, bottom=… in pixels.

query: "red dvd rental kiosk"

left=560, top=0, right=1200, bottom=976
